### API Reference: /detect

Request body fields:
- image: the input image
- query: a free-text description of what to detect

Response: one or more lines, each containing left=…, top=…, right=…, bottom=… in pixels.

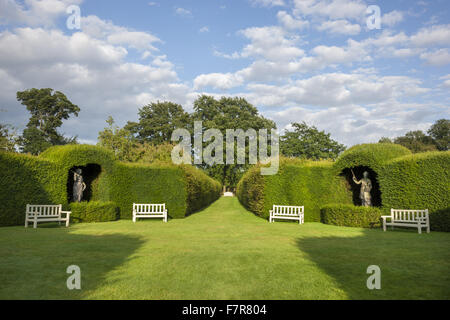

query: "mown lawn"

left=0, top=197, right=449, bottom=300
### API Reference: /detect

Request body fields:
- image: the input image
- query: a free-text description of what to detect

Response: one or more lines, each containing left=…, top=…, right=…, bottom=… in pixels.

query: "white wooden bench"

left=269, top=205, right=304, bottom=224
left=133, top=203, right=167, bottom=223
left=25, top=204, right=71, bottom=229
left=382, top=209, right=430, bottom=234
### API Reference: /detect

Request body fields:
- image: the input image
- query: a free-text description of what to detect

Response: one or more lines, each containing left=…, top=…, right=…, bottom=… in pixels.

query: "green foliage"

left=280, top=122, right=346, bottom=160
left=16, top=88, right=80, bottom=155
left=428, top=119, right=449, bottom=151
left=0, top=152, right=64, bottom=226
left=126, top=101, right=190, bottom=144
left=429, top=208, right=450, bottom=232
left=0, top=144, right=220, bottom=226
left=181, top=165, right=222, bottom=215
left=109, top=162, right=187, bottom=219
left=192, top=95, right=276, bottom=187
left=0, top=123, right=18, bottom=152
left=237, top=158, right=353, bottom=221
left=97, top=116, right=140, bottom=161
left=70, top=201, right=118, bottom=223
left=394, top=130, right=437, bottom=153
left=334, top=143, right=411, bottom=173
left=378, top=151, right=450, bottom=231
left=320, top=204, right=383, bottom=228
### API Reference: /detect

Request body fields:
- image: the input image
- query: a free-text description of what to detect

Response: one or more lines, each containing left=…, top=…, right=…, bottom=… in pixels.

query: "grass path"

left=0, top=197, right=449, bottom=300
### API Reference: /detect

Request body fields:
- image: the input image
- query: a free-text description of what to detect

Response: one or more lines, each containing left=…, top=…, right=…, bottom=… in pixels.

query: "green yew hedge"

left=320, top=204, right=383, bottom=228
left=237, top=158, right=353, bottom=222
left=0, top=145, right=221, bottom=226
left=70, top=201, right=118, bottom=223
left=238, top=145, right=449, bottom=231
left=334, top=143, right=411, bottom=173
left=378, top=151, right=450, bottom=231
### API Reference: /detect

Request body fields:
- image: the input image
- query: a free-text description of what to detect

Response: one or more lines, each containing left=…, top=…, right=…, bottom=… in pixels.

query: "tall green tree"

left=280, top=122, right=346, bottom=160
left=428, top=119, right=449, bottom=151
left=16, top=88, right=80, bottom=155
left=192, top=95, right=276, bottom=188
left=125, top=101, right=190, bottom=145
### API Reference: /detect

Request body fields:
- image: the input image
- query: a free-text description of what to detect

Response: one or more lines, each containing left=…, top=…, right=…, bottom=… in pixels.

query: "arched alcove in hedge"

left=67, top=164, right=102, bottom=203
left=340, top=166, right=382, bottom=207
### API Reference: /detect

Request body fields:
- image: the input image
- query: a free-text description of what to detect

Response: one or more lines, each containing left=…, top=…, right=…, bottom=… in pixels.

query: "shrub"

left=334, top=143, right=411, bottom=173
left=320, top=204, right=383, bottom=228
left=0, top=152, right=64, bottom=226
left=237, top=158, right=353, bottom=221
left=181, top=165, right=222, bottom=215
left=429, top=208, right=450, bottom=232
left=70, top=201, right=118, bottom=223
left=378, top=151, right=450, bottom=231
left=0, top=145, right=222, bottom=226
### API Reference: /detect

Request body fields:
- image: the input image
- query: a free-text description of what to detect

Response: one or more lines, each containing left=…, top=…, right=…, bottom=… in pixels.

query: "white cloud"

left=382, top=10, right=404, bottom=27
left=174, top=7, right=192, bottom=17
left=81, top=15, right=161, bottom=51
left=411, top=24, right=450, bottom=47
left=420, top=49, right=450, bottom=66
left=199, top=26, right=209, bottom=33
left=250, top=0, right=285, bottom=7
left=239, top=26, right=305, bottom=61
left=293, top=0, right=367, bottom=20
left=317, top=19, right=361, bottom=35
left=194, top=73, right=244, bottom=90
left=277, top=11, right=309, bottom=30
left=0, top=0, right=83, bottom=26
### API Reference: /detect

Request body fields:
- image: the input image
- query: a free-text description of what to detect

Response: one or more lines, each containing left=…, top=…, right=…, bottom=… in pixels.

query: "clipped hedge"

left=182, top=165, right=222, bottom=215
left=320, top=204, right=383, bottom=228
left=334, top=143, right=411, bottom=173
left=378, top=151, right=450, bottom=231
left=237, top=158, right=353, bottom=221
left=0, top=144, right=221, bottom=226
left=110, top=162, right=187, bottom=219
left=70, top=201, right=118, bottom=223
left=0, top=152, right=63, bottom=226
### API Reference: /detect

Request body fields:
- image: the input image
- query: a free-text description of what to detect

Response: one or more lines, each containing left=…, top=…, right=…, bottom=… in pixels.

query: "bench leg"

left=33, top=217, right=37, bottom=229
left=383, top=220, right=386, bottom=232
left=25, top=218, right=28, bottom=228
left=65, top=219, right=69, bottom=227
left=133, top=214, right=136, bottom=223
left=418, top=224, right=422, bottom=234
left=427, top=224, right=430, bottom=233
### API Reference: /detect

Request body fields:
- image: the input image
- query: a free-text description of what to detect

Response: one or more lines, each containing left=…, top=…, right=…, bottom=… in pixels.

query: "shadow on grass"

left=296, top=227, right=450, bottom=300
left=0, top=227, right=145, bottom=300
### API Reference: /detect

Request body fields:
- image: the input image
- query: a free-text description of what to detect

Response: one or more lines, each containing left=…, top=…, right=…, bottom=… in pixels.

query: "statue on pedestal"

left=72, top=168, right=86, bottom=203
left=352, top=169, right=372, bottom=207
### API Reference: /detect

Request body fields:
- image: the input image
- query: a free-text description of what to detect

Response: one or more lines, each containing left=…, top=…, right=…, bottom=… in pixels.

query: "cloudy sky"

left=0, top=0, right=449, bottom=146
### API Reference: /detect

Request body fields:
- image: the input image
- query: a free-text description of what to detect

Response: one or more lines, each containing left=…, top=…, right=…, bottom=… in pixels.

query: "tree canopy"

left=16, top=88, right=80, bottom=154
left=281, top=122, right=346, bottom=160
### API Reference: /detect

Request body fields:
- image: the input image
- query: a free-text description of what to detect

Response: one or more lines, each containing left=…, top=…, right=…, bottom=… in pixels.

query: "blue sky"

left=0, top=0, right=449, bottom=146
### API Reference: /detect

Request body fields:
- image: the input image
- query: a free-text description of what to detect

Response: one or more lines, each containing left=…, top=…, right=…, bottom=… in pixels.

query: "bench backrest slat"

left=134, top=203, right=165, bottom=214
left=391, top=209, right=428, bottom=221
left=27, top=204, right=61, bottom=217
left=273, top=205, right=304, bottom=216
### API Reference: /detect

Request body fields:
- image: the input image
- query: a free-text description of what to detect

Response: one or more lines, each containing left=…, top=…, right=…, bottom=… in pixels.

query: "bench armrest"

left=381, top=215, right=391, bottom=220
left=61, top=211, right=71, bottom=218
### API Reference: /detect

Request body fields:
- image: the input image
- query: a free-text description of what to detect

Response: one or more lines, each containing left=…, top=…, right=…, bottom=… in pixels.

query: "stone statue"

left=73, top=168, right=86, bottom=203
left=352, top=169, right=372, bottom=207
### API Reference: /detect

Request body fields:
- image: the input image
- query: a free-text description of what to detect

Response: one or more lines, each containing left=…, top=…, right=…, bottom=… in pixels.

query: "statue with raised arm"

left=73, top=168, right=86, bottom=203
left=352, top=169, right=372, bottom=207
